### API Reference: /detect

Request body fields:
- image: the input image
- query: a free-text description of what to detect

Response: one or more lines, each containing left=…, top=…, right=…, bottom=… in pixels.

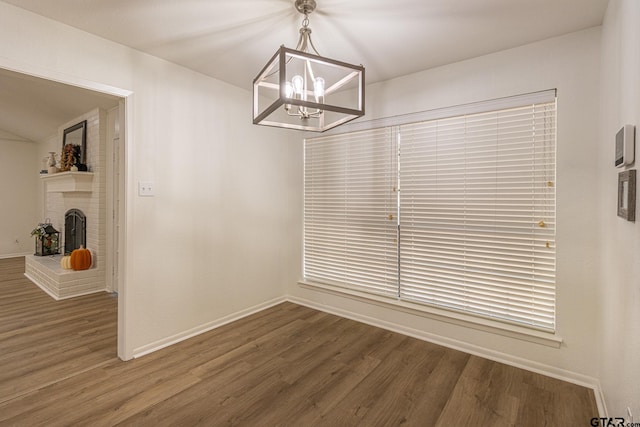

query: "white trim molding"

left=314, top=89, right=557, bottom=138
left=0, top=252, right=31, bottom=260
left=298, top=280, right=562, bottom=348
left=132, top=296, right=287, bottom=358
left=593, top=381, right=608, bottom=419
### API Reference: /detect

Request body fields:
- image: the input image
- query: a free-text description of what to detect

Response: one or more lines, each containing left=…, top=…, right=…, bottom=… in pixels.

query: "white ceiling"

left=0, top=67, right=120, bottom=142
left=0, top=0, right=609, bottom=141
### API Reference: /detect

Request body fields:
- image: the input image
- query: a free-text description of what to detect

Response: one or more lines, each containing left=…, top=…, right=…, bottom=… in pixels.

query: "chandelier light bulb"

left=314, top=77, right=325, bottom=103
left=284, top=81, right=294, bottom=111
left=285, top=81, right=294, bottom=98
left=292, top=75, right=304, bottom=99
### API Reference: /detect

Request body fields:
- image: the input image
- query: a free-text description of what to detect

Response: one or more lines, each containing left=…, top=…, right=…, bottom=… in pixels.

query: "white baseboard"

left=594, top=382, right=608, bottom=418
left=286, top=294, right=606, bottom=416
left=0, top=252, right=30, bottom=260
left=132, top=296, right=288, bottom=358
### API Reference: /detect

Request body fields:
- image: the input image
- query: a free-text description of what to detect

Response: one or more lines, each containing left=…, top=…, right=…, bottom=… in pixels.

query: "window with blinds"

left=304, top=127, right=399, bottom=297
left=303, top=92, right=556, bottom=332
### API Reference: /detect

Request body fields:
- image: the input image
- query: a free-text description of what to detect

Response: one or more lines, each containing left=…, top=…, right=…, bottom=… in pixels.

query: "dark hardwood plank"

left=0, top=256, right=599, bottom=426
left=0, top=257, right=117, bottom=405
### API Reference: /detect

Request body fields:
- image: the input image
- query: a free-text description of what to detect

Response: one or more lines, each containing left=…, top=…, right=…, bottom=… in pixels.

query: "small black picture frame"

left=617, top=169, right=636, bottom=222
left=62, top=120, right=87, bottom=165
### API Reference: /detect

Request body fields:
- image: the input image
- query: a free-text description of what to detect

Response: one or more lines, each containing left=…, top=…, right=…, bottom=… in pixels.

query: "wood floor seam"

left=0, top=358, right=118, bottom=406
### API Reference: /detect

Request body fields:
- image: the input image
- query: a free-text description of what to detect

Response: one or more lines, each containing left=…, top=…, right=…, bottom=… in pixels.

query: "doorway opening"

left=0, top=64, right=131, bottom=360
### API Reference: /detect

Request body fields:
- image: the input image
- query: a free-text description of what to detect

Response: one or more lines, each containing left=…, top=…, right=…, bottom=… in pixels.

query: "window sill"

left=298, top=279, right=563, bottom=349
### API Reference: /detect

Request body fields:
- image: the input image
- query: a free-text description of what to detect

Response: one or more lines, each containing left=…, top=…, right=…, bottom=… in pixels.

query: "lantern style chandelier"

left=253, top=0, right=365, bottom=132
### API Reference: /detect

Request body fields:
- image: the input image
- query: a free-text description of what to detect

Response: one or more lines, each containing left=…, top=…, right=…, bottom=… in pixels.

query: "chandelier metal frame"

left=252, top=0, right=365, bottom=132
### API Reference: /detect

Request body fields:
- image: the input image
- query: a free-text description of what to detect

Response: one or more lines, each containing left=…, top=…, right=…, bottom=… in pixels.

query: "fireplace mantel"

left=41, top=171, right=94, bottom=193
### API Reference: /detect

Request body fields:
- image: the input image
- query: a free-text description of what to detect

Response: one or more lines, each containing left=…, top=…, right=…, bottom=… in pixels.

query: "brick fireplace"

left=25, top=108, right=107, bottom=300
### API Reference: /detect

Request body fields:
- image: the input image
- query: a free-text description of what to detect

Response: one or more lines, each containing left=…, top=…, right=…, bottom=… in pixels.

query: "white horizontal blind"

left=399, top=102, right=556, bottom=330
left=304, top=127, right=399, bottom=296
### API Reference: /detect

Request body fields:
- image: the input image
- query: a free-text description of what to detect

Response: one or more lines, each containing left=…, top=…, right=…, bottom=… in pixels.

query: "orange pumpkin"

left=70, top=245, right=92, bottom=271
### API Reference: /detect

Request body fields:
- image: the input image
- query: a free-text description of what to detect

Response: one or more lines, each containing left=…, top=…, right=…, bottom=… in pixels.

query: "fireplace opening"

left=64, top=209, right=86, bottom=255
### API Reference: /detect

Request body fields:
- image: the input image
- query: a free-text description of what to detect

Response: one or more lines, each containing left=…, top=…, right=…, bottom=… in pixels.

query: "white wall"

left=598, top=0, right=640, bottom=418
left=36, top=134, right=55, bottom=221
left=289, top=27, right=603, bottom=384
left=0, top=130, right=39, bottom=257
left=0, top=2, right=302, bottom=358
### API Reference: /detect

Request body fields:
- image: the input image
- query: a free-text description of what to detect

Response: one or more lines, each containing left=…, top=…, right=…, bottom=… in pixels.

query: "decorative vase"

left=47, top=152, right=58, bottom=173
left=40, top=157, right=48, bottom=174
left=47, top=152, right=57, bottom=167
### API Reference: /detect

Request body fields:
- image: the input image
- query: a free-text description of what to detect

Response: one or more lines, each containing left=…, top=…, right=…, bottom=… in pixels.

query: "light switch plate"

left=138, top=181, right=155, bottom=196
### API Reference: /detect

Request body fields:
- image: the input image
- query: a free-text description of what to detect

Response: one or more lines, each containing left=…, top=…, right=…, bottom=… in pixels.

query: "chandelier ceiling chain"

left=295, top=12, right=320, bottom=55
left=252, top=0, right=365, bottom=132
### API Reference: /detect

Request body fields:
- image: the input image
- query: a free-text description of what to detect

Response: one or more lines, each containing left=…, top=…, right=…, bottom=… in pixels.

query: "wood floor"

left=0, top=257, right=598, bottom=426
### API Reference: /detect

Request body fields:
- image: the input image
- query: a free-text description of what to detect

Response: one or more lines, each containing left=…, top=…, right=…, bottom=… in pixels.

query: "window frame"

left=302, top=90, right=559, bottom=343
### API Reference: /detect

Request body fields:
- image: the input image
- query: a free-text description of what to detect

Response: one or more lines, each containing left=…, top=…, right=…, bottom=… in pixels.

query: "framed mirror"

left=62, top=120, right=87, bottom=167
